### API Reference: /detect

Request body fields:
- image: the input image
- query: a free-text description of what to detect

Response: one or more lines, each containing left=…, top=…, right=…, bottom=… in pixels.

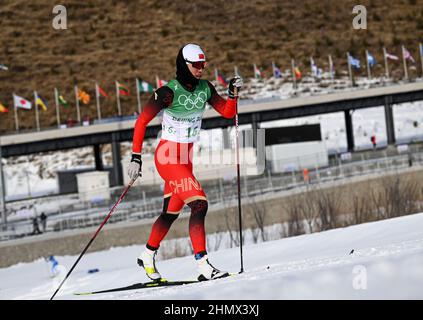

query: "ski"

left=74, top=279, right=198, bottom=296
left=74, top=273, right=238, bottom=296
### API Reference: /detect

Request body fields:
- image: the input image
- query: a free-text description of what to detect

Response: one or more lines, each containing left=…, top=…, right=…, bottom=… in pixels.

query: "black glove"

left=127, top=153, right=142, bottom=180
left=228, top=76, right=243, bottom=99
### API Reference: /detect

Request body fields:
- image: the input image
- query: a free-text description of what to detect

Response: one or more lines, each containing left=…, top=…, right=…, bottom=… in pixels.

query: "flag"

left=367, top=52, right=377, bottom=67
left=216, top=71, right=229, bottom=86
left=0, top=64, right=8, bottom=71
left=117, top=81, right=130, bottom=96
left=137, top=79, right=154, bottom=93
left=156, top=76, right=168, bottom=88
left=253, top=64, right=262, bottom=79
left=13, top=94, right=32, bottom=110
left=97, top=85, right=109, bottom=98
left=310, top=58, right=322, bottom=78
left=0, top=102, right=8, bottom=113
left=348, top=55, right=361, bottom=69
left=294, top=67, right=302, bottom=80
left=36, top=95, right=48, bottom=111
left=58, top=91, right=69, bottom=107
left=272, top=62, right=283, bottom=78
left=386, top=51, right=399, bottom=61
left=78, top=89, right=90, bottom=104
left=403, top=47, right=415, bottom=63
left=328, top=55, right=335, bottom=78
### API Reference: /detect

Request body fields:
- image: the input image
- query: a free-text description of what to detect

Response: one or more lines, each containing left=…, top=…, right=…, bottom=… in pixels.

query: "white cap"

left=182, top=44, right=206, bottom=62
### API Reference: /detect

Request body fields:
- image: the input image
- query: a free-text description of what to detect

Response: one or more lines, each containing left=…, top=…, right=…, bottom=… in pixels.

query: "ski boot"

left=196, top=255, right=229, bottom=281
left=137, top=249, right=162, bottom=281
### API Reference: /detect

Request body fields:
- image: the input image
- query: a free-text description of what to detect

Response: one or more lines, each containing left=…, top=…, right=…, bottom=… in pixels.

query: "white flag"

left=13, top=94, right=32, bottom=110
left=402, top=47, right=415, bottom=63
left=385, top=52, right=399, bottom=61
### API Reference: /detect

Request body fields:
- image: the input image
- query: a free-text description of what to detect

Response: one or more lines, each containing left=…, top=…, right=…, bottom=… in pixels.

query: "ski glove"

left=128, top=153, right=142, bottom=180
left=228, top=76, right=243, bottom=99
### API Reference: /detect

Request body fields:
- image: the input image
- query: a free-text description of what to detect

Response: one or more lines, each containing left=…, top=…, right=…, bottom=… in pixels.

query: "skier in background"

left=45, top=255, right=60, bottom=277
left=128, top=43, right=243, bottom=281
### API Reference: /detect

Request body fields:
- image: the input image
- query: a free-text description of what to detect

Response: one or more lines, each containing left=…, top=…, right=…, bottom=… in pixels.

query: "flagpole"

left=0, top=144, right=6, bottom=230
left=13, top=94, right=19, bottom=132
left=74, top=85, right=81, bottom=123
left=115, top=81, right=122, bottom=116
left=54, top=88, right=61, bottom=128
left=365, top=50, right=371, bottom=80
left=33, top=91, right=40, bottom=132
left=328, top=54, right=334, bottom=83
left=402, top=45, right=409, bottom=81
left=347, top=52, right=355, bottom=87
left=419, top=43, right=423, bottom=79
left=383, top=47, right=390, bottom=80
left=234, top=66, right=239, bottom=77
left=135, top=78, right=141, bottom=115
left=291, top=59, right=297, bottom=89
left=310, top=57, right=314, bottom=81
left=95, top=82, right=102, bottom=120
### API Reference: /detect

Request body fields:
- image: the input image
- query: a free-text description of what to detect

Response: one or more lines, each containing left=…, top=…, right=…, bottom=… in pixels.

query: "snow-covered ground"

left=1, top=212, right=423, bottom=300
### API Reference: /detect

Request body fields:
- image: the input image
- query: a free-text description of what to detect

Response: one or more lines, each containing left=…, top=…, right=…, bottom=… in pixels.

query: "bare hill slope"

left=0, top=0, right=422, bottom=132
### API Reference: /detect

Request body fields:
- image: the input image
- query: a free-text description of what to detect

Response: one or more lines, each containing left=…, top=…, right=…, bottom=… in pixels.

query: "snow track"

left=1, top=212, right=423, bottom=299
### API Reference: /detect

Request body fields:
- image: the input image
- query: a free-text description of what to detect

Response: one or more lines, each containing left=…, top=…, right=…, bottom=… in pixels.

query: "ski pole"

left=50, top=177, right=137, bottom=300
left=234, top=86, right=244, bottom=273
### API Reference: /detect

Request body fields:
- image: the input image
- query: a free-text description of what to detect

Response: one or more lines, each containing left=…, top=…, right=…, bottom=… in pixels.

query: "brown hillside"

left=0, top=0, right=423, bottom=134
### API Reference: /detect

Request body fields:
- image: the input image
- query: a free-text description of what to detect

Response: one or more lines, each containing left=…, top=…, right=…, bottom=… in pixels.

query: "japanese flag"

left=13, top=94, right=32, bottom=110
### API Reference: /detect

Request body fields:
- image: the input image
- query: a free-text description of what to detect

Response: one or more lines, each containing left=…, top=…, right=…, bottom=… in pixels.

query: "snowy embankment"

left=1, top=212, right=423, bottom=300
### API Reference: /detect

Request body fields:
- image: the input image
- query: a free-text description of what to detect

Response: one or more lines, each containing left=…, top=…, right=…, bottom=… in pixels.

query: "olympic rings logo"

left=177, top=92, right=207, bottom=110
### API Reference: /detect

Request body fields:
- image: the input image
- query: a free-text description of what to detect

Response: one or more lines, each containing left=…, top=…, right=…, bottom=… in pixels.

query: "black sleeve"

left=205, top=80, right=219, bottom=104
left=147, top=86, right=174, bottom=109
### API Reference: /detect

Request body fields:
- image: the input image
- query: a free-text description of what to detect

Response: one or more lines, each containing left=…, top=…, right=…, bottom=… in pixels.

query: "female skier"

left=128, top=43, right=243, bottom=281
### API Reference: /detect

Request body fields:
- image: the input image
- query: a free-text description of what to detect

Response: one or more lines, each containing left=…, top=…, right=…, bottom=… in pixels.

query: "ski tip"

left=74, top=292, right=93, bottom=296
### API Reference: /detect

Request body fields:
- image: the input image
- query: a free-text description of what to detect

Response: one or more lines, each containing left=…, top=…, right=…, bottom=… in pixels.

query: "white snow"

left=1, top=212, right=423, bottom=300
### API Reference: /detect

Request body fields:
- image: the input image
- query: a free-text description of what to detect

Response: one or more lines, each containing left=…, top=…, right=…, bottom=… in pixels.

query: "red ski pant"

left=146, top=139, right=208, bottom=255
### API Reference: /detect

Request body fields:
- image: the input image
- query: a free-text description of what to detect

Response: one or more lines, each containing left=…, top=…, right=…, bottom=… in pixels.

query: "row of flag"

left=1, top=43, right=422, bottom=130
left=0, top=93, right=47, bottom=113
left=0, top=77, right=167, bottom=115
left=347, top=47, right=415, bottom=70
left=0, top=76, right=169, bottom=132
left=214, top=44, right=423, bottom=86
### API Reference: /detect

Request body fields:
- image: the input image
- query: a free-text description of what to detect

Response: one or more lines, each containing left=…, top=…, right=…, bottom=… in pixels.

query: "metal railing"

left=1, top=146, right=423, bottom=241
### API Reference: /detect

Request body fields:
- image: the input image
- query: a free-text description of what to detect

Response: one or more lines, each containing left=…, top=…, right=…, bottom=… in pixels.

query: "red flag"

left=0, top=103, right=8, bottom=113
left=117, top=81, right=130, bottom=96
left=294, top=67, right=302, bottom=80
left=98, top=86, right=109, bottom=98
